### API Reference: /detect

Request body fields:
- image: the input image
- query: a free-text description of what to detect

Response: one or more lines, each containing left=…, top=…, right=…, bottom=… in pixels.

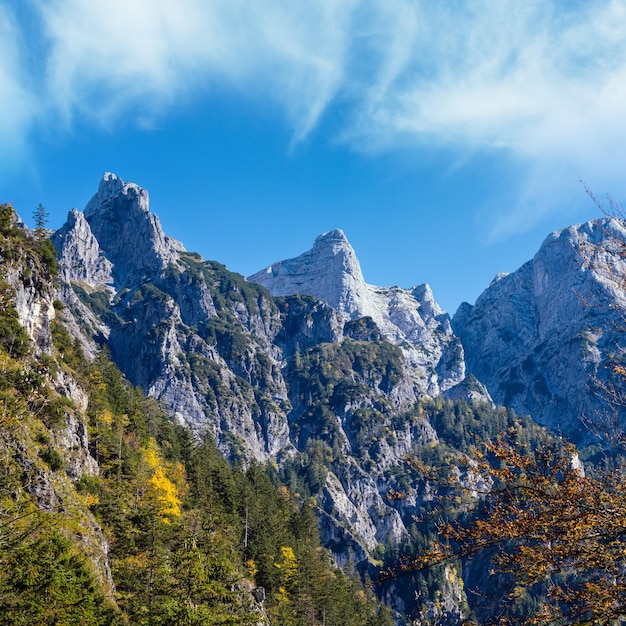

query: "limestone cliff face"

left=84, top=172, right=184, bottom=285
left=3, top=236, right=56, bottom=356
left=49, top=174, right=495, bottom=622
left=52, top=209, right=114, bottom=287
left=54, top=174, right=291, bottom=463
left=10, top=266, right=56, bottom=355
left=453, top=218, right=626, bottom=442
left=249, top=230, right=465, bottom=397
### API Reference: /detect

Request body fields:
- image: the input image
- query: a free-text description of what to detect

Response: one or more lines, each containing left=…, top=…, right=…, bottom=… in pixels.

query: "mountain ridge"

left=249, top=226, right=466, bottom=398
left=52, top=172, right=626, bottom=447
left=13, top=172, right=623, bottom=622
left=453, top=216, right=626, bottom=443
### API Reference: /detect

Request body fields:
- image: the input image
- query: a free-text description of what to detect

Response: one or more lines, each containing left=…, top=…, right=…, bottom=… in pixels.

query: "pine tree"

left=32, top=203, right=48, bottom=237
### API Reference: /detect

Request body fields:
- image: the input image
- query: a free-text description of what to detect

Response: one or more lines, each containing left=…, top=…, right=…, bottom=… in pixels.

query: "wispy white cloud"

left=0, top=5, right=36, bottom=177
left=341, top=0, right=626, bottom=238
left=8, top=0, right=626, bottom=236
left=36, top=0, right=356, bottom=138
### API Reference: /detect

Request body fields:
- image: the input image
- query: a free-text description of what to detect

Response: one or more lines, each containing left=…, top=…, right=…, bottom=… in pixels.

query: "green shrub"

left=42, top=396, right=75, bottom=429
left=39, top=446, right=63, bottom=471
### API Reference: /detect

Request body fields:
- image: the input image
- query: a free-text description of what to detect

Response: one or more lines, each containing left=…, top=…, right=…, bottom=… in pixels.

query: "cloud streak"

left=0, top=5, right=36, bottom=173
left=37, top=0, right=356, bottom=137
left=7, top=0, right=626, bottom=236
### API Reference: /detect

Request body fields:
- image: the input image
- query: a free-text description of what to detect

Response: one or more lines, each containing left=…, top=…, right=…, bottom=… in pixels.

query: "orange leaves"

left=388, top=438, right=626, bottom=622
left=384, top=488, right=407, bottom=501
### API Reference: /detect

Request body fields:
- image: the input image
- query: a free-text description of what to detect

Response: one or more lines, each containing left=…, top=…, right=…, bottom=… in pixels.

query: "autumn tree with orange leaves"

left=383, top=192, right=626, bottom=624
left=383, top=439, right=626, bottom=624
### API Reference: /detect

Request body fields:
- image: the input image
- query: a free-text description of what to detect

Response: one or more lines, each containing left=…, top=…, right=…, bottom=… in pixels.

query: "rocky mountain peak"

left=248, top=227, right=368, bottom=318
left=313, top=228, right=349, bottom=248
left=453, top=217, right=626, bottom=442
left=84, top=172, right=128, bottom=216
left=80, top=173, right=184, bottom=286
left=52, top=209, right=113, bottom=287
left=249, top=230, right=465, bottom=396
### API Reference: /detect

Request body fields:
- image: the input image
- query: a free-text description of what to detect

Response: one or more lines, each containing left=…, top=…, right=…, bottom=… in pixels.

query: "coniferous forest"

left=2, top=193, right=626, bottom=624
left=0, top=204, right=392, bottom=624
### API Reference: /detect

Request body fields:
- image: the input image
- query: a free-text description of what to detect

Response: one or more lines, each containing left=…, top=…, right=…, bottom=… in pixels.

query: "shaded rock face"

left=52, top=209, right=113, bottom=287
left=83, top=172, right=184, bottom=285
left=453, top=218, right=626, bottom=443
left=249, top=230, right=465, bottom=397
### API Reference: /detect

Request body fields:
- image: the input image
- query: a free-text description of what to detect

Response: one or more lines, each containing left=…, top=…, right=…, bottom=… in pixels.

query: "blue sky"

left=2, top=0, right=626, bottom=313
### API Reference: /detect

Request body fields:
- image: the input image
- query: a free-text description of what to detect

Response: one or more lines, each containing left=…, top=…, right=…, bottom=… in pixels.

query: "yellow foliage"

left=83, top=492, right=100, bottom=507
left=141, top=437, right=182, bottom=522
left=277, top=485, right=290, bottom=500
left=142, top=438, right=160, bottom=469
left=148, top=465, right=182, bottom=521
left=275, top=546, right=298, bottom=588
left=120, top=552, right=150, bottom=570
left=275, top=586, right=289, bottom=604
left=246, top=559, right=258, bottom=578
left=88, top=369, right=107, bottom=393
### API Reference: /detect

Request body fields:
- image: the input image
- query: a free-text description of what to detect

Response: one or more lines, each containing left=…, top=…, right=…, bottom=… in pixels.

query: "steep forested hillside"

left=5, top=178, right=624, bottom=625
left=0, top=203, right=393, bottom=625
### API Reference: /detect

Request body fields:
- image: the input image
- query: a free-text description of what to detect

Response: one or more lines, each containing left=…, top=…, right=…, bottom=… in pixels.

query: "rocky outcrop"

left=444, top=373, right=493, bottom=405
left=249, top=229, right=382, bottom=324
left=453, top=218, right=626, bottom=443
left=53, top=175, right=293, bottom=463
left=249, top=230, right=465, bottom=396
left=4, top=245, right=57, bottom=355
left=322, top=460, right=407, bottom=552
left=83, top=172, right=184, bottom=286
left=11, top=273, right=56, bottom=355
left=52, top=209, right=114, bottom=287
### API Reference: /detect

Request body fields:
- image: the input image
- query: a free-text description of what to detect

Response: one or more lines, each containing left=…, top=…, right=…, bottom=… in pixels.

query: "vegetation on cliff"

left=0, top=208, right=392, bottom=624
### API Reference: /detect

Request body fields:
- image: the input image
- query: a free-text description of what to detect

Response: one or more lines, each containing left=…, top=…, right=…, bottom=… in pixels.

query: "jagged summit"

left=248, top=228, right=444, bottom=330
left=249, top=227, right=367, bottom=317
left=84, top=172, right=128, bottom=217
left=52, top=209, right=113, bottom=287
left=453, top=217, right=626, bottom=441
left=313, top=228, right=349, bottom=246
left=68, top=173, right=184, bottom=286
left=249, top=229, right=465, bottom=395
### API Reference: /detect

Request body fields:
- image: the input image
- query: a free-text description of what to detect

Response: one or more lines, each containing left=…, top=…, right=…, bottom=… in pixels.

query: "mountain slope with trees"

left=3, top=172, right=626, bottom=623
left=0, top=201, right=392, bottom=625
